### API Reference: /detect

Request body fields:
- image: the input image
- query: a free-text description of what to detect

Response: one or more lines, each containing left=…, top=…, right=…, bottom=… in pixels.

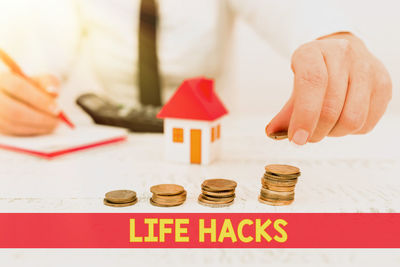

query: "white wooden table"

left=0, top=114, right=399, bottom=266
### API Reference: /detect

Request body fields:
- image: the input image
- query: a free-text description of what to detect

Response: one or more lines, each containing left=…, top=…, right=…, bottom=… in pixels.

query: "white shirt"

left=0, top=0, right=352, bottom=107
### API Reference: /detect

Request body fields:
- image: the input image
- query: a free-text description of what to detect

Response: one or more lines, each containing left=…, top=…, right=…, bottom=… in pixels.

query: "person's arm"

left=229, top=0, right=392, bottom=144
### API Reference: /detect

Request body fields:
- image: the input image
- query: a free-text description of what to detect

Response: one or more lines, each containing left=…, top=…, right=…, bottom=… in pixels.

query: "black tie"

left=138, top=0, right=161, bottom=106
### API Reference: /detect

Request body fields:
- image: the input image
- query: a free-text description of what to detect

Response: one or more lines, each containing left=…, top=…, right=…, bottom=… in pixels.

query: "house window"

left=216, top=124, right=221, bottom=139
left=173, top=128, right=184, bottom=143
left=211, top=127, right=215, bottom=142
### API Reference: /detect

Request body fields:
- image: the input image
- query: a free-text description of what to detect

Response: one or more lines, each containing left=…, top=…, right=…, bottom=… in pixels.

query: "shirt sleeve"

left=0, top=0, right=82, bottom=81
left=228, top=0, right=357, bottom=57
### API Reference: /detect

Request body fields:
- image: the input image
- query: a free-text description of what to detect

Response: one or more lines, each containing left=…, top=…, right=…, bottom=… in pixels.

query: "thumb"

left=265, top=96, right=294, bottom=136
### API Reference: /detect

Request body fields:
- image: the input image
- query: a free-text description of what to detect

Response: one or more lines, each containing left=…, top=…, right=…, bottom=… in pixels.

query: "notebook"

left=0, top=125, right=128, bottom=159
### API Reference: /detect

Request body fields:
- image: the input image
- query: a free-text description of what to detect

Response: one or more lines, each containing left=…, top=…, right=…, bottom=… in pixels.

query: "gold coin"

left=260, top=188, right=294, bottom=200
left=268, top=131, right=288, bottom=140
left=258, top=196, right=293, bottom=206
left=264, top=172, right=299, bottom=180
left=150, top=184, right=185, bottom=196
left=202, top=179, right=237, bottom=192
left=259, top=194, right=294, bottom=202
left=262, top=177, right=298, bottom=187
left=263, top=175, right=298, bottom=185
left=153, top=190, right=187, bottom=200
left=105, top=190, right=137, bottom=204
left=260, top=187, right=294, bottom=196
left=264, top=164, right=300, bottom=176
left=202, top=189, right=235, bottom=198
left=150, top=198, right=184, bottom=207
left=151, top=197, right=186, bottom=206
left=263, top=183, right=296, bottom=192
left=151, top=198, right=186, bottom=206
left=152, top=191, right=187, bottom=205
left=198, top=194, right=234, bottom=205
left=201, top=194, right=235, bottom=203
left=198, top=195, right=234, bottom=208
left=103, top=198, right=137, bottom=207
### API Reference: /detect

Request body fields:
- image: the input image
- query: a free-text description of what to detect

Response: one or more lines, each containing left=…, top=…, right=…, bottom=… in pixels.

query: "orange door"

left=190, top=129, right=202, bottom=164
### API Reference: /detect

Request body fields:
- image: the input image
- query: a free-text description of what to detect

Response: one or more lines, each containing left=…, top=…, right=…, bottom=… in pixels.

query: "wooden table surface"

left=0, top=114, right=399, bottom=266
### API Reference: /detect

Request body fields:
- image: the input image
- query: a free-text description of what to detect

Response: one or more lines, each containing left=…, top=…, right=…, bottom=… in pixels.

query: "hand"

left=266, top=32, right=392, bottom=145
left=0, top=73, right=60, bottom=136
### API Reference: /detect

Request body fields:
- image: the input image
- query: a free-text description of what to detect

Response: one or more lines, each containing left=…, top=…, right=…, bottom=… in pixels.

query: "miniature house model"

left=157, top=77, right=228, bottom=165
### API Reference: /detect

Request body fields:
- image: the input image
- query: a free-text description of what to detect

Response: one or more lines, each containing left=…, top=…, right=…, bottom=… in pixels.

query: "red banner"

left=0, top=213, right=399, bottom=248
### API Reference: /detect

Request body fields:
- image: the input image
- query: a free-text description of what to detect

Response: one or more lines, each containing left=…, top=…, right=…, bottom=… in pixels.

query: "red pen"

left=0, top=48, right=75, bottom=128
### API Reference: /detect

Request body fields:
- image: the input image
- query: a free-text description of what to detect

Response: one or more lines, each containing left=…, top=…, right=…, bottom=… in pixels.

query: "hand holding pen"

left=0, top=49, right=74, bottom=136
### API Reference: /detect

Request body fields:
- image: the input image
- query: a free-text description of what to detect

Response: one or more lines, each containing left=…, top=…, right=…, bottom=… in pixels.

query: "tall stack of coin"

left=259, top=164, right=301, bottom=206
left=150, top=184, right=187, bottom=207
left=104, top=190, right=138, bottom=207
left=198, top=178, right=237, bottom=207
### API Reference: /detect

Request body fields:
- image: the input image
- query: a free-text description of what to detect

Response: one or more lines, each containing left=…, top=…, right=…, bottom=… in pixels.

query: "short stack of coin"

left=198, top=179, right=237, bottom=207
left=104, top=190, right=138, bottom=207
left=150, top=184, right=187, bottom=207
left=259, top=164, right=301, bottom=206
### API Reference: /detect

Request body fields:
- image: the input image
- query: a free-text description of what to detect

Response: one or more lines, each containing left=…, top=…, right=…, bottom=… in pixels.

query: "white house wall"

left=164, top=118, right=222, bottom=165
left=209, top=118, right=221, bottom=162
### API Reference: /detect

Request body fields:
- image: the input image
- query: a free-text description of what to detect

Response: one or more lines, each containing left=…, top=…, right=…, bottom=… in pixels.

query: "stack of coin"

left=198, top=179, right=237, bottom=207
left=104, top=190, right=137, bottom=207
left=259, top=164, right=301, bottom=206
left=150, top=184, right=187, bottom=207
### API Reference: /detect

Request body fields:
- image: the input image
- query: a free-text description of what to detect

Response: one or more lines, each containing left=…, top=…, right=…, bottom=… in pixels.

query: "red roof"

left=157, top=77, right=228, bottom=121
